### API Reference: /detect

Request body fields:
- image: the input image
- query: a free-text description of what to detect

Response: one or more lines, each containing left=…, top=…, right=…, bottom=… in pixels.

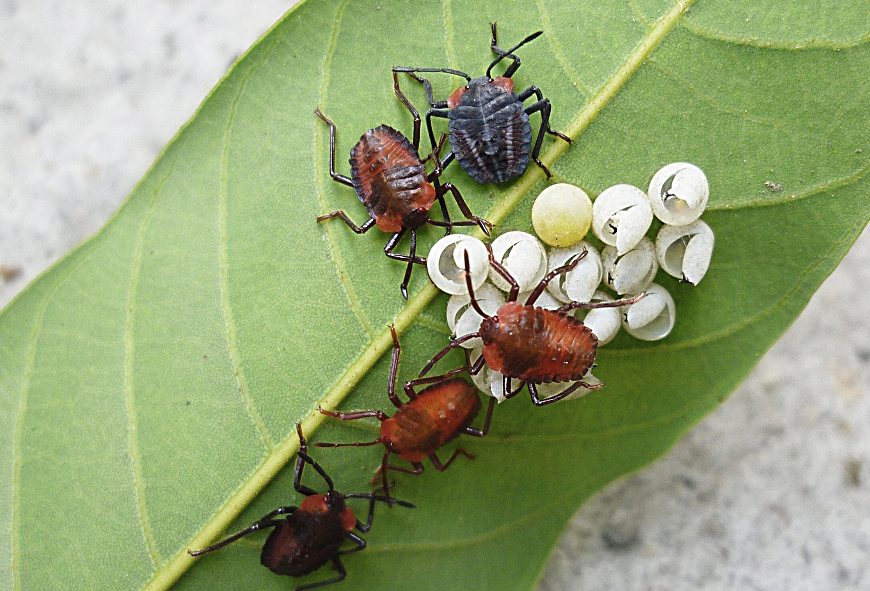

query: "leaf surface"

left=1, top=0, right=868, bottom=589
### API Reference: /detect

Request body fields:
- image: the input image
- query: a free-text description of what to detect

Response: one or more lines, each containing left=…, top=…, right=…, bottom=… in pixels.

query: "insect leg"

left=461, top=396, right=495, bottom=437
left=517, top=86, right=572, bottom=142
left=392, top=66, right=471, bottom=85
left=404, top=230, right=417, bottom=300
left=429, top=448, right=475, bottom=471
left=293, top=423, right=336, bottom=495
left=435, top=182, right=493, bottom=236
left=487, top=23, right=543, bottom=79
left=382, top=230, right=426, bottom=299
left=489, top=22, right=521, bottom=78
left=420, top=110, right=454, bottom=232
left=527, top=382, right=580, bottom=406
left=524, top=250, right=588, bottom=305
left=382, top=230, right=424, bottom=263
left=187, top=509, right=293, bottom=556
left=314, top=109, right=354, bottom=187
left=417, top=333, right=479, bottom=378
left=317, top=408, right=391, bottom=422
left=502, top=376, right=527, bottom=400
left=521, top=95, right=572, bottom=179
left=423, top=109, right=450, bottom=153
left=316, top=212, right=376, bottom=234
left=340, top=532, right=367, bottom=554
left=295, top=557, right=347, bottom=591
left=484, top=243, right=521, bottom=302
left=404, top=366, right=471, bottom=397
left=392, top=70, right=421, bottom=150
left=556, top=291, right=645, bottom=314
left=345, top=488, right=415, bottom=533
left=469, top=352, right=486, bottom=375
left=393, top=68, right=452, bottom=108
left=421, top=132, right=453, bottom=235
left=525, top=98, right=555, bottom=178
left=386, top=325, right=407, bottom=408
left=371, top=456, right=425, bottom=494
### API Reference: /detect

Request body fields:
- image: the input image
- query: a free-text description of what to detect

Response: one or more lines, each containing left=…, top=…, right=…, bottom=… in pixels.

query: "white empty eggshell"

left=575, top=290, right=622, bottom=345
left=488, top=231, right=548, bottom=293
left=427, top=235, right=489, bottom=295
left=559, top=372, right=601, bottom=401
left=446, top=283, right=505, bottom=349
left=647, top=163, right=709, bottom=225
left=592, top=184, right=653, bottom=255
left=602, top=237, right=658, bottom=294
left=531, top=183, right=593, bottom=247
left=655, top=220, right=715, bottom=285
left=621, top=283, right=675, bottom=340
left=546, top=241, right=602, bottom=304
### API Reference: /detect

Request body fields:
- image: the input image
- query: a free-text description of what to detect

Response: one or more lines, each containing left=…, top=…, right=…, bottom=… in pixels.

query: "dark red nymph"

left=188, top=424, right=413, bottom=590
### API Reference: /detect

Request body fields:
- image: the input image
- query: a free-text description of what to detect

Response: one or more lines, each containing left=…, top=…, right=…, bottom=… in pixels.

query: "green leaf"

left=2, top=0, right=868, bottom=589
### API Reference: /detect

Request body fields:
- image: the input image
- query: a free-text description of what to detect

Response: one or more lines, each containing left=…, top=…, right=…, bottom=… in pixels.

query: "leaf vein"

left=10, top=244, right=103, bottom=590
left=681, top=23, right=870, bottom=51
left=646, top=57, right=794, bottom=130
left=706, top=156, right=870, bottom=211
left=442, top=0, right=456, bottom=69
left=123, top=153, right=180, bottom=569
left=313, top=0, right=375, bottom=339
left=218, top=39, right=278, bottom=453
left=535, top=0, right=593, bottom=100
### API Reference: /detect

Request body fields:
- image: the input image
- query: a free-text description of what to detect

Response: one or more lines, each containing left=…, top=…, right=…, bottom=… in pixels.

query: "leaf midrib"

left=146, top=1, right=697, bottom=588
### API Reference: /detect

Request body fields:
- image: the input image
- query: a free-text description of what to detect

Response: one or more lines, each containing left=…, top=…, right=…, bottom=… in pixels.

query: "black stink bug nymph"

left=394, top=23, right=571, bottom=184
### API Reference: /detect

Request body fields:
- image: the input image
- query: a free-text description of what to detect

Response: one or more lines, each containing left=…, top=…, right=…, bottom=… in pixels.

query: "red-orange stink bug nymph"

left=315, top=326, right=494, bottom=494
left=315, top=72, right=491, bottom=299
left=419, top=246, right=643, bottom=406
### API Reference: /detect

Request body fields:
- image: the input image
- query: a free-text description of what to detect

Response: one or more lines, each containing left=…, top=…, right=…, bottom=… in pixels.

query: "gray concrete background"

left=1, top=2, right=868, bottom=589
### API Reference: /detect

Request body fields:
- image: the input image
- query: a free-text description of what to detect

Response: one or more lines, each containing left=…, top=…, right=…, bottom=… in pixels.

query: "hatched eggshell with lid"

left=488, top=231, right=548, bottom=293
left=427, top=234, right=489, bottom=295
left=592, top=184, right=653, bottom=255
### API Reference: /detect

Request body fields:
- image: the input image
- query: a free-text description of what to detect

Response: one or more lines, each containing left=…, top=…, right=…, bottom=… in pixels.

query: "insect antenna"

left=295, top=423, right=335, bottom=493
left=486, top=30, right=543, bottom=79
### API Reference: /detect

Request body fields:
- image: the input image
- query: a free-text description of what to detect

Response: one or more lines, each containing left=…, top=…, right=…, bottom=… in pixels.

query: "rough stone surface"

left=2, top=3, right=868, bottom=590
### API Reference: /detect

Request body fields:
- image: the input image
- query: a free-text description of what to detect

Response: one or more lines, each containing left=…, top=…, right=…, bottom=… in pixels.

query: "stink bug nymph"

left=419, top=247, right=643, bottom=406
left=394, top=23, right=571, bottom=184
left=188, top=424, right=414, bottom=590
left=315, top=326, right=494, bottom=494
left=316, top=72, right=492, bottom=299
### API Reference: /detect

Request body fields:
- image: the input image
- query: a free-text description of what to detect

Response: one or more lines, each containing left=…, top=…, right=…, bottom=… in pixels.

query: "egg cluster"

left=427, top=163, right=714, bottom=401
